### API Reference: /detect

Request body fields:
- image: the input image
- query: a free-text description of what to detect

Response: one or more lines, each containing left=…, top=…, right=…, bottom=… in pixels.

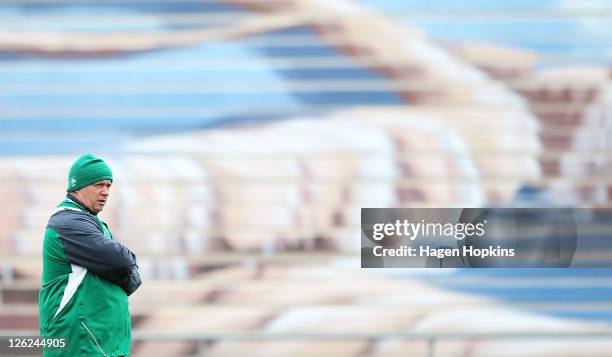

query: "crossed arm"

left=55, top=214, right=142, bottom=296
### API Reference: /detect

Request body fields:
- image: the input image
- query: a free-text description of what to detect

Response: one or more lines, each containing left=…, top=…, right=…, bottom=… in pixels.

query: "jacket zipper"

left=81, top=321, right=108, bottom=357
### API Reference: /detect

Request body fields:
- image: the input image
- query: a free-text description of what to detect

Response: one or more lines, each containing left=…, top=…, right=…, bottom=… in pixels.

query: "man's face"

left=73, top=180, right=112, bottom=214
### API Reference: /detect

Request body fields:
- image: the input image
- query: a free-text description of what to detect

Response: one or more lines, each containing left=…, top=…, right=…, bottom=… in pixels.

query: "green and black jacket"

left=39, top=195, right=141, bottom=356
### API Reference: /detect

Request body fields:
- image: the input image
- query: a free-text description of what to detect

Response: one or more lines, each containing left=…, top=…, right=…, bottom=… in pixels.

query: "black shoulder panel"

left=48, top=209, right=136, bottom=284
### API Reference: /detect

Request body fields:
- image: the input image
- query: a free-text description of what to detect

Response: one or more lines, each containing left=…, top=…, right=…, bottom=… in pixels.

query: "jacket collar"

left=65, top=194, right=98, bottom=216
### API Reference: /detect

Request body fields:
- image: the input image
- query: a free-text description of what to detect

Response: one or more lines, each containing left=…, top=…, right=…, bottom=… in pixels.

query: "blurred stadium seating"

left=1, top=0, right=612, bottom=356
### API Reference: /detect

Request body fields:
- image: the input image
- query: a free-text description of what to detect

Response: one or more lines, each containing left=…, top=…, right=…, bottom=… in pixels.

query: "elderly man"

left=39, top=154, right=141, bottom=356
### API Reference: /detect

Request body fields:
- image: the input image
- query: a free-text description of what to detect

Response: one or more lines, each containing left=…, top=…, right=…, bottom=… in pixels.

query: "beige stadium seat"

left=416, top=308, right=597, bottom=334
left=449, top=42, right=540, bottom=81
left=129, top=280, right=222, bottom=307
left=105, top=156, right=214, bottom=253
left=213, top=280, right=362, bottom=305
left=549, top=180, right=608, bottom=206
left=209, top=305, right=421, bottom=357
left=202, top=262, right=485, bottom=356
left=133, top=306, right=277, bottom=357
left=0, top=158, right=57, bottom=255
left=8, top=260, right=41, bottom=282
left=198, top=262, right=465, bottom=305
left=369, top=339, right=453, bottom=357
left=7, top=229, right=43, bottom=256
left=559, top=78, right=612, bottom=205
left=275, top=120, right=396, bottom=247
left=573, top=126, right=608, bottom=152
left=351, top=107, right=540, bottom=171
left=20, top=206, right=58, bottom=229
left=198, top=136, right=303, bottom=249
left=349, top=107, right=540, bottom=204
left=376, top=308, right=612, bottom=357
left=0, top=310, right=39, bottom=330
left=453, top=56, right=610, bottom=205
left=346, top=111, right=486, bottom=205
left=525, top=67, right=607, bottom=135
left=463, top=340, right=612, bottom=357
left=533, top=69, right=611, bottom=206
left=207, top=340, right=372, bottom=357
left=555, top=152, right=604, bottom=178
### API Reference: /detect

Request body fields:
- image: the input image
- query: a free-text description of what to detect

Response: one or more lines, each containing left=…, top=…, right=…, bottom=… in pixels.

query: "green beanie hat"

left=67, top=154, right=113, bottom=192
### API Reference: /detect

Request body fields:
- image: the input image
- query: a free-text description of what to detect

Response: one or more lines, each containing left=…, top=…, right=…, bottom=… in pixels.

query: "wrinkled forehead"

left=90, top=179, right=112, bottom=187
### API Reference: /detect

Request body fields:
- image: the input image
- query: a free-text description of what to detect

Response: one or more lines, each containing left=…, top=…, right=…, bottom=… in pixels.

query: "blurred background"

left=1, top=0, right=612, bottom=356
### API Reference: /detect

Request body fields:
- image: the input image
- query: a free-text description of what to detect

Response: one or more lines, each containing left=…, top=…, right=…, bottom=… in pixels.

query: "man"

left=39, top=154, right=141, bottom=356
